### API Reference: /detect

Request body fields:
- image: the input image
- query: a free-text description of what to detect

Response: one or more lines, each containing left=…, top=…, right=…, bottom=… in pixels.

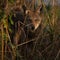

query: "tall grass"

left=0, top=0, right=60, bottom=60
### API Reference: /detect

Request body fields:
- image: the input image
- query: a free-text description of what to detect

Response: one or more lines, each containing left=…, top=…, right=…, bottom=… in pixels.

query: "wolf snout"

left=25, top=23, right=35, bottom=31
left=30, top=24, right=35, bottom=30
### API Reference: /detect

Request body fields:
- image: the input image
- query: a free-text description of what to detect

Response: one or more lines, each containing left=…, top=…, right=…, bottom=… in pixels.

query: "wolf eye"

left=35, top=19, right=38, bottom=21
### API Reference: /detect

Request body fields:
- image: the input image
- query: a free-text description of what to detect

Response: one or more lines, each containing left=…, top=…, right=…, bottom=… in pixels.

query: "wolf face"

left=25, top=8, right=42, bottom=31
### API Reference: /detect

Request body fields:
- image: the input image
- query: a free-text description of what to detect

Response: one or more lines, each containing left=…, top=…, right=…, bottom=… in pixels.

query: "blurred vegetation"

left=0, top=0, right=60, bottom=60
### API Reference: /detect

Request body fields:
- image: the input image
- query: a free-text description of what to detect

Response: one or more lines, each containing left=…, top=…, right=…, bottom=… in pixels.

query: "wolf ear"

left=36, top=7, right=40, bottom=14
left=25, top=10, right=31, bottom=15
left=36, top=5, right=43, bottom=14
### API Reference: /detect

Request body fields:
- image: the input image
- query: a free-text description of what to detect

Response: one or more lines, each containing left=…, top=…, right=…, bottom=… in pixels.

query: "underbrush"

left=0, top=0, right=60, bottom=60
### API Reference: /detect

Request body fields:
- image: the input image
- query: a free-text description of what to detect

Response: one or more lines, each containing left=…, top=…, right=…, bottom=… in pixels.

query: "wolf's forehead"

left=31, top=14, right=40, bottom=20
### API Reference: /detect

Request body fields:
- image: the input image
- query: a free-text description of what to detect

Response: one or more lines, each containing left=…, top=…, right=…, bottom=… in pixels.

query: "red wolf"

left=25, top=7, right=42, bottom=31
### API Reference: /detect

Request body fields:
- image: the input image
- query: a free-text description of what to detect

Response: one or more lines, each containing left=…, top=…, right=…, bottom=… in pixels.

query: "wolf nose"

left=31, top=24, right=35, bottom=30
